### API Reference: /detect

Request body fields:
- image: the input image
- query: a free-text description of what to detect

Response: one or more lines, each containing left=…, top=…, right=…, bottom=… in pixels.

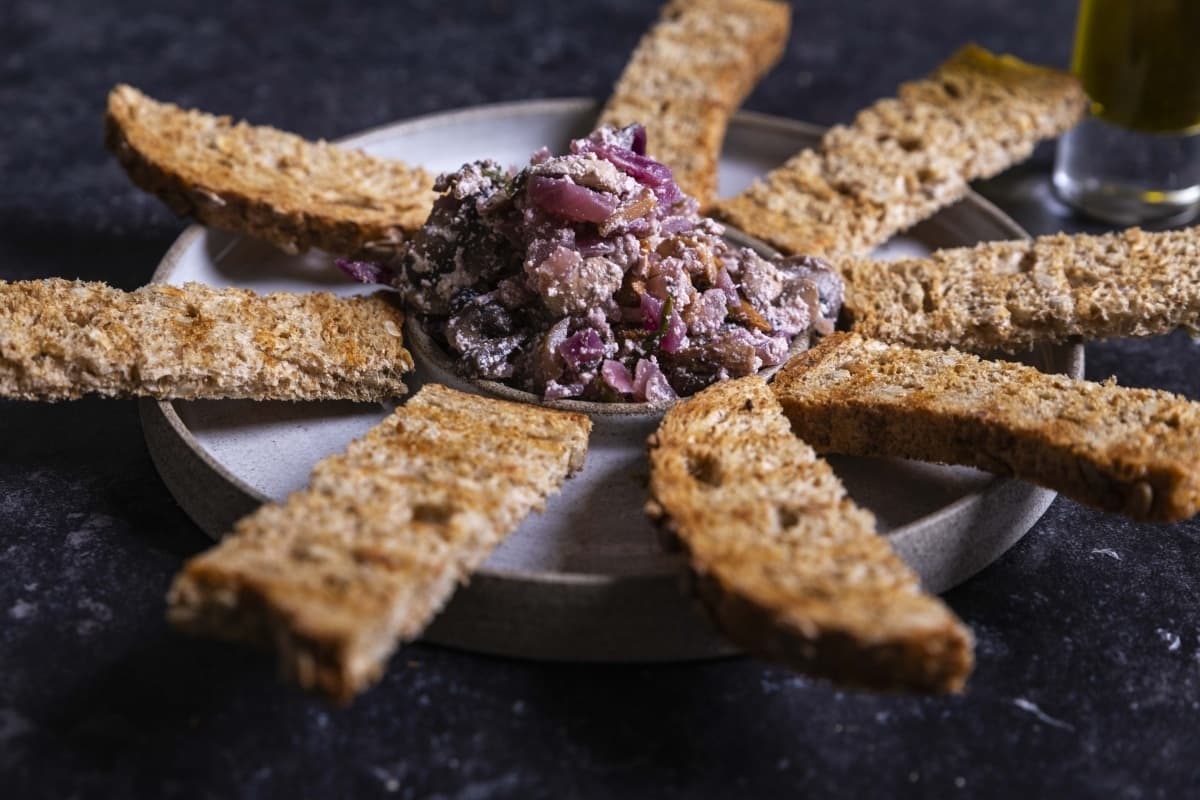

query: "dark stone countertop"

left=2, top=1, right=1199, bottom=797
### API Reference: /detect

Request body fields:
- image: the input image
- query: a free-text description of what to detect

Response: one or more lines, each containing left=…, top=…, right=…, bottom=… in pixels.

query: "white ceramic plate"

left=140, top=99, right=1083, bottom=661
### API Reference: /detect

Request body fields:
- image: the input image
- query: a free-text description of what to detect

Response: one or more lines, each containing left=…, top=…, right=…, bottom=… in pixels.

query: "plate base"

left=142, top=99, right=1082, bottom=661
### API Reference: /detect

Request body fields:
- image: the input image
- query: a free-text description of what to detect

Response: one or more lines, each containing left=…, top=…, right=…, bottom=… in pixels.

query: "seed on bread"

left=713, top=44, right=1087, bottom=257
left=0, top=279, right=412, bottom=402
left=598, top=0, right=791, bottom=208
left=167, top=383, right=592, bottom=702
left=646, top=375, right=974, bottom=693
left=105, top=84, right=438, bottom=258
left=774, top=332, right=1200, bottom=522
left=840, top=226, right=1200, bottom=353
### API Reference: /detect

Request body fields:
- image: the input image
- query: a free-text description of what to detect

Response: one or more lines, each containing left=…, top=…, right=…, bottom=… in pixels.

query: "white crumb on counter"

left=8, top=600, right=35, bottom=620
left=1156, top=628, right=1182, bottom=652
left=1013, top=698, right=1075, bottom=731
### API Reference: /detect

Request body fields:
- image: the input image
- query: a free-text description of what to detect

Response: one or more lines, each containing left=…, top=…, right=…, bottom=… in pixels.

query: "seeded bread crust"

left=774, top=333, right=1200, bottom=522
left=598, top=0, right=791, bottom=208
left=0, top=279, right=412, bottom=402
left=168, top=384, right=591, bottom=702
left=840, top=226, right=1200, bottom=353
left=105, top=84, right=438, bottom=258
left=645, top=376, right=974, bottom=693
left=713, top=45, right=1086, bottom=257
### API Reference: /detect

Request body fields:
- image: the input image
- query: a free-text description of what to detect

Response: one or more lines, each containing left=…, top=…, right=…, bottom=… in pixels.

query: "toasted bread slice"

left=168, top=384, right=591, bottom=702
left=713, top=45, right=1086, bottom=256
left=774, top=333, right=1200, bottom=522
left=645, top=376, right=973, bottom=692
left=840, top=226, right=1200, bottom=353
left=598, top=0, right=791, bottom=208
left=0, top=279, right=412, bottom=402
left=105, top=84, right=438, bottom=257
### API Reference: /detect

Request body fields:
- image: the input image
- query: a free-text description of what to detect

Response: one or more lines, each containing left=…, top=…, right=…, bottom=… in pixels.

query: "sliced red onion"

left=659, top=310, right=687, bottom=354
left=575, top=140, right=684, bottom=208
left=632, top=358, right=650, bottom=396
left=601, top=359, right=635, bottom=394
left=715, top=268, right=739, bottom=304
left=527, top=176, right=617, bottom=224
left=557, top=328, right=606, bottom=372
left=640, top=293, right=665, bottom=332
left=651, top=182, right=685, bottom=209
left=335, top=258, right=392, bottom=285
left=529, top=146, right=553, bottom=165
left=643, top=371, right=677, bottom=403
left=582, top=142, right=671, bottom=186
left=633, top=358, right=678, bottom=403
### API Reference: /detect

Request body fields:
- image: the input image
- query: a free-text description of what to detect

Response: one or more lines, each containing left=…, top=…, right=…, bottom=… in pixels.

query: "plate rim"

left=143, top=96, right=1081, bottom=590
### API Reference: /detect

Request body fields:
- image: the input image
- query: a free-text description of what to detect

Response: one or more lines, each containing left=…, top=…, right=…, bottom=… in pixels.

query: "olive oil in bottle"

left=1072, top=0, right=1200, bottom=134
left=1053, top=0, right=1200, bottom=224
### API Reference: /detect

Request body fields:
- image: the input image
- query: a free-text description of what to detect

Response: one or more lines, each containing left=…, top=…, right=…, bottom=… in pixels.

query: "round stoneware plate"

left=141, top=98, right=1084, bottom=662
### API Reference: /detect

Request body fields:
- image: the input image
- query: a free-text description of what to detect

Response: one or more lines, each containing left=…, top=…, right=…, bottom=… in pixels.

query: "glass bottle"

left=1052, top=0, right=1200, bottom=225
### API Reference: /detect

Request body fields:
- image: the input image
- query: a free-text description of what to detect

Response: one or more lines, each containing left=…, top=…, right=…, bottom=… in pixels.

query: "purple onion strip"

left=659, top=310, right=687, bottom=354
left=527, top=176, right=617, bottom=224
left=601, top=359, right=635, bottom=394
left=335, top=258, right=393, bottom=285
left=557, top=329, right=606, bottom=372
left=640, top=293, right=664, bottom=332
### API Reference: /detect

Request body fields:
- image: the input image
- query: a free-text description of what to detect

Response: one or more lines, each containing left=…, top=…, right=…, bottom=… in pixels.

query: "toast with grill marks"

left=599, top=0, right=791, bottom=208
left=168, top=384, right=592, bottom=702
left=774, top=333, right=1200, bottom=522
left=106, top=84, right=437, bottom=258
left=713, top=44, right=1086, bottom=257
left=0, top=279, right=412, bottom=402
left=840, top=226, right=1200, bottom=353
left=645, top=376, right=974, bottom=693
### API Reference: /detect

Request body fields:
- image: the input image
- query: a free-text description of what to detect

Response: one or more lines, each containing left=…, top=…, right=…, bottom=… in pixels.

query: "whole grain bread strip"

left=598, top=0, right=791, bottom=208
left=840, top=226, right=1200, bottom=353
left=0, top=279, right=412, bottom=402
left=168, top=384, right=591, bottom=701
left=774, top=332, right=1200, bottom=522
left=713, top=44, right=1086, bottom=257
left=645, top=376, right=973, bottom=692
left=106, top=84, right=438, bottom=258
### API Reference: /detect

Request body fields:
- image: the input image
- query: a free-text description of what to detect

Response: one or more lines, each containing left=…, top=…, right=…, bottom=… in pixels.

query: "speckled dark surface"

left=3, top=1, right=1200, bottom=797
